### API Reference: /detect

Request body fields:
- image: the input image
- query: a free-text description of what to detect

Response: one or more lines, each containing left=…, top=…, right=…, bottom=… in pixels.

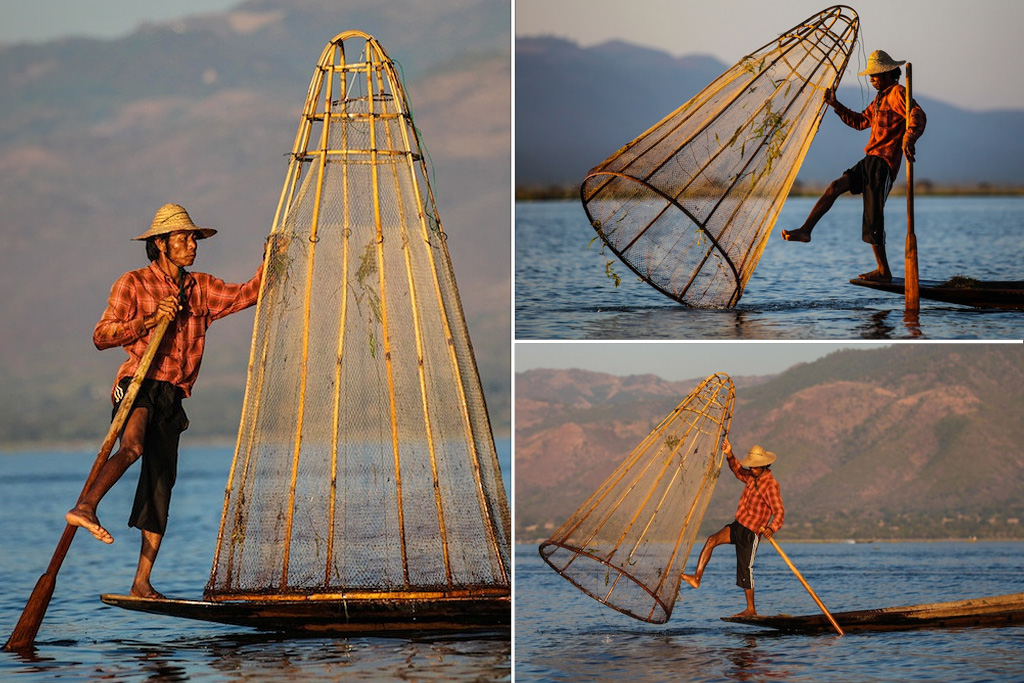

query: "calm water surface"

left=0, top=442, right=511, bottom=681
left=516, top=541, right=1024, bottom=681
left=515, top=197, right=1024, bottom=339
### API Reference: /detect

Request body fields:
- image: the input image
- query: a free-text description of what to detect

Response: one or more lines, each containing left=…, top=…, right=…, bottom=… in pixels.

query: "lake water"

left=0, top=441, right=511, bottom=681
left=515, top=541, right=1024, bottom=682
left=515, top=197, right=1024, bottom=339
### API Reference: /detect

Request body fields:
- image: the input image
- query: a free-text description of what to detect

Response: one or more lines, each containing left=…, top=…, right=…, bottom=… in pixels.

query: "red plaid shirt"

left=728, top=453, right=785, bottom=536
left=94, top=261, right=262, bottom=399
left=833, top=83, right=926, bottom=175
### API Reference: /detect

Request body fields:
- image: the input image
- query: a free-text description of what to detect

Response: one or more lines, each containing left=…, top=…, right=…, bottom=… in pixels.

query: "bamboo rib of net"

left=539, top=373, right=736, bottom=623
left=205, top=31, right=509, bottom=602
left=581, top=6, right=859, bottom=308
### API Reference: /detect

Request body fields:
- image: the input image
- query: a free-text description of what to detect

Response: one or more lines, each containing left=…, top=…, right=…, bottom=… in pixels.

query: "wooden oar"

left=766, top=535, right=844, bottom=636
left=3, top=317, right=172, bottom=652
left=904, top=62, right=919, bottom=312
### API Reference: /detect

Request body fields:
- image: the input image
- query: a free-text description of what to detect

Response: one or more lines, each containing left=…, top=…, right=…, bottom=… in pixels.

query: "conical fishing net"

left=539, top=374, right=735, bottom=623
left=205, top=31, right=510, bottom=601
left=582, top=6, right=859, bottom=308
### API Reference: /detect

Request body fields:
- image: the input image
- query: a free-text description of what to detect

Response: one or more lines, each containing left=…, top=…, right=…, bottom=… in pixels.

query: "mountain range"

left=515, top=344, right=1024, bottom=542
left=0, top=0, right=510, bottom=446
left=515, top=36, right=1024, bottom=191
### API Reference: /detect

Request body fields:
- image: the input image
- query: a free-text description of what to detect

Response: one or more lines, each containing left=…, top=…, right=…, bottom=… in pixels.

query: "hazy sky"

left=517, top=0, right=1024, bottom=112
left=5, top=1, right=1021, bottom=111
left=0, top=0, right=239, bottom=43
left=515, top=342, right=895, bottom=381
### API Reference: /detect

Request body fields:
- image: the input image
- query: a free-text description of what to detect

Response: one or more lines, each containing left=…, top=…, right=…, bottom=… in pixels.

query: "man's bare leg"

left=681, top=525, right=731, bottom=589
left=858, top=243, right=892, bottom=281
left=66, top=406, right=149, bottom=544
left=781, top=175, right=852, bottom=243
left=130, top=530, right=165, bottom=599
left=733, top=588, right=757, bottom=618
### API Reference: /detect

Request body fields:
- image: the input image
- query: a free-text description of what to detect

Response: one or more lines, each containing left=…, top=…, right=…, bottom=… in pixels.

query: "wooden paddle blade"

left=3, top=572, right=57, bottom=652
left=905, top=232, right=920, bottom=311
left=3, top=525, right=77, bottom=652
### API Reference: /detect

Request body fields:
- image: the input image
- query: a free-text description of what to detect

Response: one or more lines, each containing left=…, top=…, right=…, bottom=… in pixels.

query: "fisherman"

left=681, top=437, right=784, bottom=617
left=781, top=49, right=927, bottom=282
left=65, top=203, right=262, bottom=599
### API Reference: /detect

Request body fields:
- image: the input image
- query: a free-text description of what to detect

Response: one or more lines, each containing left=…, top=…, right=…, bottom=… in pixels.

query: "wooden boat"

left=101, top=591, right=510, bottom=635
left=722, top=592, right=1024, bottom=633
left=849, top=276, right=1024, bottom=310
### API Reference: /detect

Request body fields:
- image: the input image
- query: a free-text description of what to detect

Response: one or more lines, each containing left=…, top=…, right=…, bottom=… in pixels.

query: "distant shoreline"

left=0, top=436, right=238, bottom=455
left=516, top=184, right=1024, bottom=201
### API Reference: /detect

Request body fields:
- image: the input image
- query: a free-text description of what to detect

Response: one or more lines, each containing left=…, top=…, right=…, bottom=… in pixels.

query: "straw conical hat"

left=132, top=203, right=217, bottom=241
left=858, top=49, right=906, bottom=76
left=740, top=445, right=777, bottom=468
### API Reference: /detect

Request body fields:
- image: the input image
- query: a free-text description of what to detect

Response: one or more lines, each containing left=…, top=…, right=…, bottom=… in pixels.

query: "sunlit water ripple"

left=0, top=443, right=512, bottom=681
left=516, top=541, right=1024, bottom=681
left=515, top=197, right=1024, bottom=339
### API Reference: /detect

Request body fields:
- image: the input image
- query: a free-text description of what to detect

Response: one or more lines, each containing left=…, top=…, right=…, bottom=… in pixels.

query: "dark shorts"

left=844, top=154, right=894, bottom=246
left=112, top=377, right=188, bottom=534
left=728, top=520, right=760, bottom=590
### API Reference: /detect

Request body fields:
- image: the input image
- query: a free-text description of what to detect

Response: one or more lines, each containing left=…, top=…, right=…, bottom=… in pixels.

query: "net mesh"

left=539, top=374, right=735, bottom=623
left=205, top=31, right=510, bottom=600
left=581, top=6, right=859, bottom=308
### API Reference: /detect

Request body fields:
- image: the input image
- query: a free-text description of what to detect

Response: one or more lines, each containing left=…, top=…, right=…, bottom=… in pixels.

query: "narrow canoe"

left=722, top=592, right=1024, bottom=633
left=100, top=593, right=510, bottom=634
left=849, top=277, right=1024, bottom=310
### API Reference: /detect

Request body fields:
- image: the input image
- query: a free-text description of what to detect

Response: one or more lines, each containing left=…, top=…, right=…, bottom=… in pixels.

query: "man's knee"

left=826, top=176, right=850, bottom=197
left=708, top=526, right=731, bottom=546
left=117, top=441, right=145, bottom=465
left=118, top=407, right=150, bottom=464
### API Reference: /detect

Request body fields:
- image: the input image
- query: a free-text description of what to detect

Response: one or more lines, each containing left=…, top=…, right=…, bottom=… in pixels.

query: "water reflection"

left=724, top=635, right=785, bottom=681
left=133, top=648, right=190, bottom=682
left=547, top=304, right=941, bottom=341
left=902, top=309, right=923, bottom=337
left=857, top=309, right=896, bottom=338
left=198, top=631, right=510, bottom=681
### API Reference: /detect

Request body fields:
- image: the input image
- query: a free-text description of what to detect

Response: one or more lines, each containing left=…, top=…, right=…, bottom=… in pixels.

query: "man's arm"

left=724, top=437, right=748, bottom=482
left=205, top=262, right=264, bottom=322
left=762, top=481, right=785, bottom=537
left=826, top=87, right=870, bottom=131
left=93, top=274, right=177, bottom=349
left=904, top=95, right=927, bottom=162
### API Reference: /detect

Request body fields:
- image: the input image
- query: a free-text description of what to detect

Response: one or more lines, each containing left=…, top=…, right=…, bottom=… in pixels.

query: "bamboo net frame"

left=539, top=374, right=735, bottom=623
left=205, top=31, right=510, bottom=603
left=581, top=6, right=859, bottom=308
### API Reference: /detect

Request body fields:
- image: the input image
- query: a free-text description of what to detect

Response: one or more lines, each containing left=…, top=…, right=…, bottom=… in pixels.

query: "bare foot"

left=130, top=582, right=165, bottom=600
left=66, top=505, right=114, bottom=544
left=681, top=573, right=700, bottom=589
left=731, top=608, right=758, bottom=618
left=781, top=227, right=811, bottom=242
left=858, top=269, right=892, bottom=282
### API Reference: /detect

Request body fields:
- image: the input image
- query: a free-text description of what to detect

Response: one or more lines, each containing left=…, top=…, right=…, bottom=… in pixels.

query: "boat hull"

left=100, top=593, right=510, bottom=634
left=850, top=277, right=1024, bottom=310
left=722, top=592, right=1024, bottom=633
